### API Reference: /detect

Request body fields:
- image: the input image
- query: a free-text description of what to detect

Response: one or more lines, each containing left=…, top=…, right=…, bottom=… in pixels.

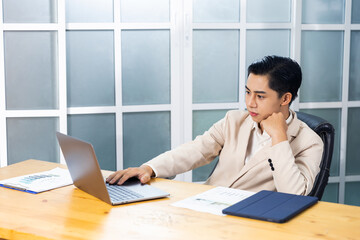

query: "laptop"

left=56, top=132, right=170, bottom=205
left=222, top=190, right=318, bottom=223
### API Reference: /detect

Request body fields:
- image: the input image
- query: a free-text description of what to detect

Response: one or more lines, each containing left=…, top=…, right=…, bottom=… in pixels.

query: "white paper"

left=0, top=167, right=73, bottom=193
left=171, top=186, right=255, bottom=216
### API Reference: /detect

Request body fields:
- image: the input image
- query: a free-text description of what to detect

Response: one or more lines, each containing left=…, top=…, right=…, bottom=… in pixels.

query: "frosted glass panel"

left=349, top=31, right=360, bottom=101
left=300, top=31, right=343, bottom=102
left=352, top=0, right=360, bottom=23
left=193, top=30, right=239, bottom=103
left=7, top=118, right=59, bottom=164
left=346, top=108, right=360, bottom=175
left=246, top=30, right=290, bottom=73
left=321, top=183, right=339, bottom=203
left=300, top=109, right=341, bottom=177
left=193, top=0, right=240, bottom=23
left=123, top=112, right=171, bottom=169
left=4, top=31, right=58, bottom=110
left=192, top=110, right=228, bottom=182
left=67, top=31, right=115, bottom=107
left=120, top=0, right=169, bottom=22
left=3, top=0, right=57, bottom=23
left=122, top=30, right=170, bottom=105
left=302, top=0, right=345, bottom=24
left=345, top=182, right=360, bottom=206
left=66, top=0, right=113, bottom=23
left=67, top=114, right=116, bottom=171
left=193, top=110, right=228, bottom=139
left=247, top=0, right=291, bottom=23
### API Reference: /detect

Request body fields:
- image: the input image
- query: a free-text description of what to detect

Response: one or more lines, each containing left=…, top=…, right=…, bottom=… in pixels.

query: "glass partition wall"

left=0, top=0, right=359, bottom=206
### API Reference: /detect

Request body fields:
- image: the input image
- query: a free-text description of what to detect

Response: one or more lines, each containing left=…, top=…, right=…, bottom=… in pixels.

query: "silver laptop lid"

left=56, top=132, right=112, bottom=204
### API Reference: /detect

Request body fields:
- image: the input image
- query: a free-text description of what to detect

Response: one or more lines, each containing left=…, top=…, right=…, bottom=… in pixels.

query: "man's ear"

left=281, top=92, right=292, bottom=106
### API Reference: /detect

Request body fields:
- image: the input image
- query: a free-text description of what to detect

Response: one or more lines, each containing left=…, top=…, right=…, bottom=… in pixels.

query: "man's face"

left=245, top=73, right=284, bottom=123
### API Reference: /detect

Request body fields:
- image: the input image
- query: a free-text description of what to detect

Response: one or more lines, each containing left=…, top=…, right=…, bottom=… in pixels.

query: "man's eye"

left=245, top=90, right=250, bottom=95
left=257, top=95, right=264, bottom=99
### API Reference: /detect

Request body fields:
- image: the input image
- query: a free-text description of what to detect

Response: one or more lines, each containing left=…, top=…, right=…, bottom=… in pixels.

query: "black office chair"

left=296, top=111, right=335, bottom=200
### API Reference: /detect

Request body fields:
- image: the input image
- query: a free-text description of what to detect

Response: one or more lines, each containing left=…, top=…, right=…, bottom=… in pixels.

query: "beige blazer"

left=145, top=110, right=324, bottom=195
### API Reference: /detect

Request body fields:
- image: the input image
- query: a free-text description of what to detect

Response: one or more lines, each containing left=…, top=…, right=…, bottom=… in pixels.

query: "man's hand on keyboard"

left=106, top=165, right=154, bottom=185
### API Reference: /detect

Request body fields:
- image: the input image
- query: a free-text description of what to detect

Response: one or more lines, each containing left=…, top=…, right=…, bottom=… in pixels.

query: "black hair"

left=247, top=55, right=302, bottom=105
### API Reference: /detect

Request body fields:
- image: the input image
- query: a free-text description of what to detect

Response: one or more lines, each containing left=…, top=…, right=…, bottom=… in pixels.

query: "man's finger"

left=140, top=174, right=150, bottom=184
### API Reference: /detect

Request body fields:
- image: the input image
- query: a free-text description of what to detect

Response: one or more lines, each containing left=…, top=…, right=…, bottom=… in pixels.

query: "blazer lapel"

left=230, top=144, right=271, bottom=187
left=234, top=116, right=254, bottom=171
left=286, top=110, right=301, bottom=143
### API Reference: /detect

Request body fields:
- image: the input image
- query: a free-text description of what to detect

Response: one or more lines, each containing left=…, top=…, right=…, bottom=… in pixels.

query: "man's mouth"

left=249, top=111, right=259, bottom=117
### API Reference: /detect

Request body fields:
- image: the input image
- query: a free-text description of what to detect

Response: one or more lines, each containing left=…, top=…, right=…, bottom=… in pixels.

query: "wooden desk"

left=1, top=160, right=359, bottom=240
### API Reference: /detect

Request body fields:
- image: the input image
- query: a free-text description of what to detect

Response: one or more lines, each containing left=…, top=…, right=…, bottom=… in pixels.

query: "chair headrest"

left=296, top=111, right=334, bottom=135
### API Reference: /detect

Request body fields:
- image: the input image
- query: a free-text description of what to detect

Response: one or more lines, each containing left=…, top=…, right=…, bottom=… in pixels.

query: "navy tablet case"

left=222, top=190, right=318, bottom=223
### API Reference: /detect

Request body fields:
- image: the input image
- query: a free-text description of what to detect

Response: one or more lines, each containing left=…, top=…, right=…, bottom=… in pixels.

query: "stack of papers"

left=171, top=186, right=255, bottom=216
left=0, top=167, right=73, bottom=194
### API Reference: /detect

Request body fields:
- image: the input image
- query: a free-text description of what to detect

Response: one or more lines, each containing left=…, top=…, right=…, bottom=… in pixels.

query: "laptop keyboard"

left=106, top=184, right=144, bottom=202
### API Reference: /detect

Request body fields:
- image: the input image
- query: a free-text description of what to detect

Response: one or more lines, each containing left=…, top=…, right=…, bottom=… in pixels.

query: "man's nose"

left=247, top=96, right=256, bottom=107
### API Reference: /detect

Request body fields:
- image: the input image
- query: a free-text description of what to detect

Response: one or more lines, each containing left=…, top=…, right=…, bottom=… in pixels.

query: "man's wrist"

left=141, top=164, right=155, bottom=177
left=271, top=133, right=288, bottom=146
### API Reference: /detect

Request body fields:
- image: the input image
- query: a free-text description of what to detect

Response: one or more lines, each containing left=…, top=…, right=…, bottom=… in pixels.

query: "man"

left=107, top=55, right=324, bottom=195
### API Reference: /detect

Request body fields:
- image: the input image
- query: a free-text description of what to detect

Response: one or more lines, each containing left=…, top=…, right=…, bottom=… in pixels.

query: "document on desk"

left=0, top=167, right=73, bottom=194
left=171, top=187, right=255, bottom=216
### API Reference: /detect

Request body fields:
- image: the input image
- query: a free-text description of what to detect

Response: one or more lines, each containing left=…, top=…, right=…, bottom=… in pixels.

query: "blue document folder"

left=222, top=190, right=318, bottom=223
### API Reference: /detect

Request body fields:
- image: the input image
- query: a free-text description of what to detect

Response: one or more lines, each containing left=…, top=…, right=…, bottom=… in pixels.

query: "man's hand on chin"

left=260, top=112, right=288, bottom=146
